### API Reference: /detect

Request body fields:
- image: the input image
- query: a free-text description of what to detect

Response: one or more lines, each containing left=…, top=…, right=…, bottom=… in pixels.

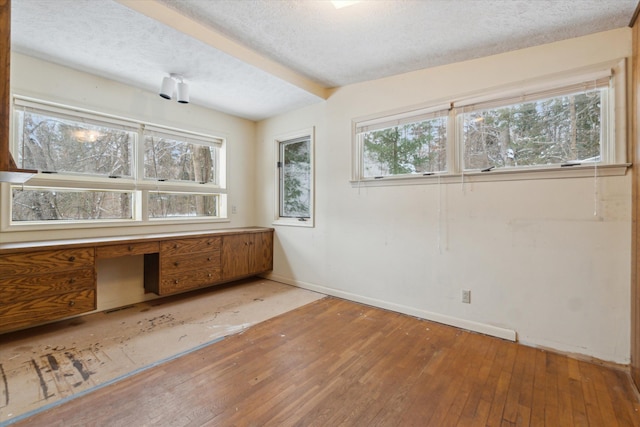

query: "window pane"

left=16, top=110, right=133, bottom=177
left=280, top=139, right=311, bottom=218
left=463, top=89, right=603, bottom=170
left=144, top=135, right=217, bottom=184
left=148, top=192, right=218, bottom=218
left=362, top=116, right=447, bottom=177
left=12, top=187, right=133, bottom=221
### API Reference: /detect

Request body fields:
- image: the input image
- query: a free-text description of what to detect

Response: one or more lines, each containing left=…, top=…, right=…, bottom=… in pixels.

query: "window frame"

left=273, top=127, right=315, bottom=228
left=355, top=104, right=450, bottom=179
left=351, top=59, right=628, bottom=187
left=3, top=96, right=228, bottom=231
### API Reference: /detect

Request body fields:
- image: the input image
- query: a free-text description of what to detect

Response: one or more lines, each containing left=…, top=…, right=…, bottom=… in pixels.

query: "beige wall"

left=256, top=28, right=633, bottom=363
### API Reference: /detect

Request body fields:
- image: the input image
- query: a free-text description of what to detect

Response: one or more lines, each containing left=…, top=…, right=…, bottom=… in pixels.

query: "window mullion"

left=449, top=109, right=460, bottom=175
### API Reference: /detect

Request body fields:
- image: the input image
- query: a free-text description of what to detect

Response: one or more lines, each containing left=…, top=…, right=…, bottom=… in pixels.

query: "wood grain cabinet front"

left=0, top=248, right=96, bottom=333
left=221, top=231, right=273, bottom=282
left=145, top=236, right=222, bottom=295
left=0, top=228, right=273, bottom=333
left=95, top=241, right=160, bottom=258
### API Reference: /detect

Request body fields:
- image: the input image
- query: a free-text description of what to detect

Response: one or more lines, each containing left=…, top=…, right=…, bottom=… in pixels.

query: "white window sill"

left=350, top=163, right=630, bottom=188
left=273, top=218, right=315, bottom=228
left=3, top=217, right=231, bottom=233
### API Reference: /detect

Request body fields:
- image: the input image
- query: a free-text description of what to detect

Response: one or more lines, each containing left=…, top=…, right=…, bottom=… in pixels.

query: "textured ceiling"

left=10, top=0, right=638, bottom=121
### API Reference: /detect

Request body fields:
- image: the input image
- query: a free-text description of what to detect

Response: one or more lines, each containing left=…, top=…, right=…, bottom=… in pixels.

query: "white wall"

left=3, top=53, right=257, bottom=309
left=256, top=28, right=633, bottom=363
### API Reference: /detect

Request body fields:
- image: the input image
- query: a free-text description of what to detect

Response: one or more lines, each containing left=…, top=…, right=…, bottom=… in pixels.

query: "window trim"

left=351, top=59, right=628, bottom=187
left=356, top=105, right=450, bottom=179
left=3, top=96, right=229, bottom=231
left=273, top=127, right=315, bottom=228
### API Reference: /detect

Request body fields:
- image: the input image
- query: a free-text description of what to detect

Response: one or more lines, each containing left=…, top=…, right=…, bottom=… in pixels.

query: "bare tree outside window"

left=463, top=89, right=603, bottom=170
left=13, top=109, right=134, bottom=221
left=10, top=101, right=225, bottom=225
left=144, top=135, right=217, bottom=184
left=148, top=192, right=218, bottom=219
left=17, top=110, right=133, bottom=177
left=12, top=188, right=133, bottom=221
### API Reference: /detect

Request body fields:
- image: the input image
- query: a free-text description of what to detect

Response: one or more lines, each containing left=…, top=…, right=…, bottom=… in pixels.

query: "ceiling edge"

left=629, top=0, right=640, bottom=27
left=115, top=0, right=329, bottom=100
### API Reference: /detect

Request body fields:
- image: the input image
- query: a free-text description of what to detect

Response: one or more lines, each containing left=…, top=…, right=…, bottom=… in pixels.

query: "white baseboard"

left=263, top=273, right=517, bottom=342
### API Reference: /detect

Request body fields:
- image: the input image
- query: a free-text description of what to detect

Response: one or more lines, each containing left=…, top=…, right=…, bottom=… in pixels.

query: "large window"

left=16, top=105, right=135, bottom=178
left=460, top=78, right=608, bottom=171
left=352, top=62, right=626, bottom=184
left=274, top=128, right=314, bottom=227
left=8, top=98, right=226, bottom=227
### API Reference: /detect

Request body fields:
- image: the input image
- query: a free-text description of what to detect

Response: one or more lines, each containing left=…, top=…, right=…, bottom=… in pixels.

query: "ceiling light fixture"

left=159, top=73, right=189, bottom=104
left=331, top=1, right=362, bottom=9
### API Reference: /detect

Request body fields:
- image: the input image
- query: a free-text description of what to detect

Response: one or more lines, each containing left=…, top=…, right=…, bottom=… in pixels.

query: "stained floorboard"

left=10, top=297, right=640, bottom=427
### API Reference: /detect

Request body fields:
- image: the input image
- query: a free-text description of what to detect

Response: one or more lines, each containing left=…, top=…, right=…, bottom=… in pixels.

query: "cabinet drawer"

left=0, top=289, right=96, bottom=333
left=161, top=251, right=221, bottom=273
left=0, top=268, right=95, bottom=302
left=159, top=269, right=222, bottom=295
left=160, top=236, right=221, bottom=256
left=0, top=248, right=94, bottom=276
left=96, top=242, right=160, bottom=258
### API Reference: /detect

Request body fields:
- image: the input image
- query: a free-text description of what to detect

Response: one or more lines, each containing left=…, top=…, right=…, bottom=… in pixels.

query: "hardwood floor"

left=12, top=297, right=640, bottom=426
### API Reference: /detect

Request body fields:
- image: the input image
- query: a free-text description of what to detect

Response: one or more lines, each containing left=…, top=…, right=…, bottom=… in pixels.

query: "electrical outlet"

left=461, top=289, right=471, bottom=304
left=231, top=205, right=237, bottom=214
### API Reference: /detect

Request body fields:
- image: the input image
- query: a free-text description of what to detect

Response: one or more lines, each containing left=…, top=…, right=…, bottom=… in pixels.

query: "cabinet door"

left=250, top=231, right=273, bottom=274
left=221, top=234, right=252, bottom=281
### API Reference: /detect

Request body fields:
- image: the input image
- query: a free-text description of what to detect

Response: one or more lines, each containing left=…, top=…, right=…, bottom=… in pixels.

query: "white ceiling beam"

left=116, top=0, right=328, bottom=100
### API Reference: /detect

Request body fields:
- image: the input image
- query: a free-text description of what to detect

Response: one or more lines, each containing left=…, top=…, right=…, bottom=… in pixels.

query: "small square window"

left=361, top=116, right=447, bottom=178
left=148, top=192, right=219, bottom=219
left=144, top=133, right=219, bottom=185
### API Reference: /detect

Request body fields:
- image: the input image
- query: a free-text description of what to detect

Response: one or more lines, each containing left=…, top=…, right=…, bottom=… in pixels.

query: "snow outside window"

left=274, top=128, right=314, bottom=228
left=460, top=77, right=610, bottom=171
left=351, top=61, right=626, bottom=185
left=7, top=97, right=227, bottom=228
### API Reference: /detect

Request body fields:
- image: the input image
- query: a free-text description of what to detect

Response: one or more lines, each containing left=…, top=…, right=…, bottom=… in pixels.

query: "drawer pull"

left=207, top=241, right=212, bottom=245
left=128, top=245, right=134, bottom=251
left=174, top=244, right=179, bottom=249
left=207, top=257, right=211, bottom=261
left=174, top=261, right=180, bottom=267
left=69, top=278, right=75, bottom=284
left=68, top=300, right=75, bottom=307
left=68, top=256, right=76, bottom=262
left=174, top=279, right=179, bottom=284
left=208, top=273, right=212, bottom=277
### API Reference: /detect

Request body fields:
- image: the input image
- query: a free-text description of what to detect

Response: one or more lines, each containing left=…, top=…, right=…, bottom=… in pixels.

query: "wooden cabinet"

left=0, top=247, right=96, bottom=333
left=221, top=230, right=273, bottom=281
left=96, top=241, right=159, bottom=258
left=0, top=227, right=273, bottom=333
left=144, top=236, right=221, bottom=296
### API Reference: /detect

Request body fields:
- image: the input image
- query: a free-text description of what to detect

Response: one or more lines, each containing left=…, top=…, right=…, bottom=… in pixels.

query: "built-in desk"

left=0, top=227, right=273, bottom=334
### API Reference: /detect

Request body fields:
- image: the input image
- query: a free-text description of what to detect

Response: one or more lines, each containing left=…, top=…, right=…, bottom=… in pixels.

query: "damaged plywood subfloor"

left=0, top=279, right=324, bottom=425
